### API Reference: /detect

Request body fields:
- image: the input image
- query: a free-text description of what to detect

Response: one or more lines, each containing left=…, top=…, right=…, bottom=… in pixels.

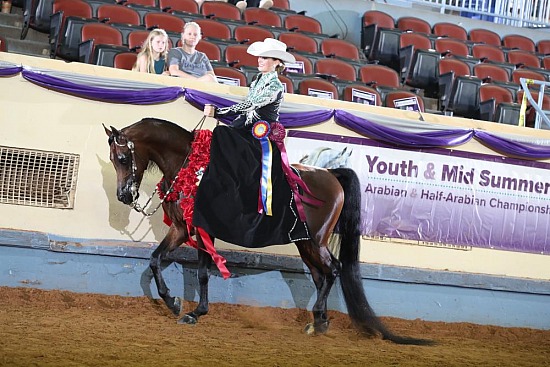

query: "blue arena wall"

left=1, top=228, right=549, bottom=330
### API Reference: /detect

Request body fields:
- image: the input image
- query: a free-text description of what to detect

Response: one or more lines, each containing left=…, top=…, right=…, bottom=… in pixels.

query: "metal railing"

left=519, top=78, right=550, bottom=129
left=409, top=0, right=550, bottom=28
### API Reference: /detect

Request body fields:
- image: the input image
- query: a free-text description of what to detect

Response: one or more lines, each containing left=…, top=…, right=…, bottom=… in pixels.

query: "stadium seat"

left=343, top=84, right=382, bottom=106
left=511, top=68, right=546, bottom=84
left=473, top=63, right=510, bottom=82
left=536, top=39, right=550, bottom=55
left=315, top=58, right=357, bottom=98
left=403, top=47, right=441, bottom=98
left=278, top=32, right=318, bottom=54
left=144, top=12, right=185, bottom=33
left=122, top=0, right=160, bottom=24
left=502, top=34, right=536, bottom=53
left=196, top=39, right=223, bottom=62
left=543, top=56, right=550, bottom=69
left=468, top=28, right=501, bottom=46
left=79, top=23, right=129, bottom=67
left=359, top=63, right=402, bottom=100
left=396, top=16, right=431, bottom=34
left=97, top=4, right=143, bottom=46
left=320, top=38, right=364, bottom=74
left=434, top=38, right=470, bottom=58
left=507, top=49, right=541, bottom=69
left=234, top=25, right=274, bottom=45
left=479, top=84, right=517, bottom=123
left=432, top=22, right=467, bottom=41
left=298, top=77, right=339, bottom=99
left=127, top=29, right=149, bottom=51
left=471, top=44, right=506, bottom=63
left=225, top=43, right=259, bottom=81
left=49, top=0, right=97, bottom=61
left=195, top=18, right=232, bottom=40
left=159, top=0, right=199, bottom=14
left=202, top=1, right=242, bottom=21
left=243, top=7, right=282, bottom=28
left=385, top=90, right=425, bottom=112
left=361, top=10, right=395, bottom=55
left=283, top=13, right=330, bottom=48
left=368, top=27, right=402, bottom=72
left=213, top=66, right=247, bottom=86
left=278, top=74, right=294, bottom=94
left=399, top=31, right=432, bottom=82
left=144, top=12, right=185, bottom=46
left=21, top=0, right=60, bottom=39
left=443, top=75, right=482, bottom=119
left=438, top=57, right=471, bottom=112
left=113, top=51, right=138, bottom=70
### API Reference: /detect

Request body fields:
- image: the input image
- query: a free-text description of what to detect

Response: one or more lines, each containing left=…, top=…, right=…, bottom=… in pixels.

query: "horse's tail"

left=331, top=168, right=433, bottom=346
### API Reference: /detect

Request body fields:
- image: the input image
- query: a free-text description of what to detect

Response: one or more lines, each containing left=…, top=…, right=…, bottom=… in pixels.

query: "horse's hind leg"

left=295, top=239, right=340, bottom=335
left=150, top=226, right=188, bottom=316
left=178, top=236, right=212, bottom=325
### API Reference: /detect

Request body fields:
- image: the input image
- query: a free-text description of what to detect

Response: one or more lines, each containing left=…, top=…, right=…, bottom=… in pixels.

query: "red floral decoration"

left=157, top=129, right=213, bottom=224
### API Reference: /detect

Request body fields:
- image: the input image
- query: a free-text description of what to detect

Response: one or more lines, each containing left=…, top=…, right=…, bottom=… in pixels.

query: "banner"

left=287, top=131, right=550, bottom=255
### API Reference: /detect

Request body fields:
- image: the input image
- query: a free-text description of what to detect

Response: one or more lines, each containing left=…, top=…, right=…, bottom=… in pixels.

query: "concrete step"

left=0, top=10, right=23, bottom=27
left=3, top=35, right=50, bottom=57
left=1, top=5, right=50, bottom=58
left=0, top=22, right=49, bottom=43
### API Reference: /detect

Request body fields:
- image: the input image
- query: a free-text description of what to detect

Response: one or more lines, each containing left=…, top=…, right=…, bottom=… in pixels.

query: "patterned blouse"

left=215, top=71, right=284, bottom=128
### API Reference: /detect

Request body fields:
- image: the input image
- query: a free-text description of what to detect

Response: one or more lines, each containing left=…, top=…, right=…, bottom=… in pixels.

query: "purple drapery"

left=335, top=110, right=474, bottom=148
left=7, top=66, right=550, bottom=159
left=0, top=65, right=23, bottom=76
left=185, top=88, right=334, bottom=127
left=474, top=131, right=550, bottom=159
left=21, top=69, right=184, bottom=104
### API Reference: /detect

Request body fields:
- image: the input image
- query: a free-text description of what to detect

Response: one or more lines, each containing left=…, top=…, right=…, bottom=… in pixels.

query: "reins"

left=117, top=116, right=207, bottom=217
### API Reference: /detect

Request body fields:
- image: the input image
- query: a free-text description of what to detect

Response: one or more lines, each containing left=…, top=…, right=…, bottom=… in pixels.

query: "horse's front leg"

left=150, top=225, right=188, bottom=316
left=178, top=233, right=213, bottom=324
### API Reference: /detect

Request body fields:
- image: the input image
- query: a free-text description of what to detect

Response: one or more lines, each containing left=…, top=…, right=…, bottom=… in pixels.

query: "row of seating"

left=362, top=10, right=550, bottom=54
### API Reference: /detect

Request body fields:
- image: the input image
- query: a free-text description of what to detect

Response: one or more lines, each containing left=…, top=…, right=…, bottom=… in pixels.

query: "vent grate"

left=0, top=146, right=80, bottom=209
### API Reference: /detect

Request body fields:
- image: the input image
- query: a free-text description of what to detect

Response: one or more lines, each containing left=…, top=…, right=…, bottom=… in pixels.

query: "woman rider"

left=193, top=38, right=311, bottom=248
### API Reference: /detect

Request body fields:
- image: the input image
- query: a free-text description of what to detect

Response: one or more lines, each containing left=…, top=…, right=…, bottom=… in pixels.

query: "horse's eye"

left=118, top=155, right=129, bottom=165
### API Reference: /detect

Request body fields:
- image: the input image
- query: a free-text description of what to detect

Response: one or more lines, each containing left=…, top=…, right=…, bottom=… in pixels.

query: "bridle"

left=112, top=116, right=206, bottom=217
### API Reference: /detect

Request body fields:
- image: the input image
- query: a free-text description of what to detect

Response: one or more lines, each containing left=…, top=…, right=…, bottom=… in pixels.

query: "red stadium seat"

left=502, top=34, right=536, bottom=53
left=113, top=51, right=138, bottom=70
left=469, top=28, right=501, bottom=46
left=243, top=7, right=282, bottom=28
left=396, top=16, right=431, bottom=34
left=432, top=22, right=467, bottom=41
left=234, top=25, right=274, bottom=45
left=298, top=77, right=338, bottom=99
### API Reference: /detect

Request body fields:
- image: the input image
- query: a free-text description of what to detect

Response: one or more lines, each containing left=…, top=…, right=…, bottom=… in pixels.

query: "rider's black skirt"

left=193, top=125, right=309, bottom=248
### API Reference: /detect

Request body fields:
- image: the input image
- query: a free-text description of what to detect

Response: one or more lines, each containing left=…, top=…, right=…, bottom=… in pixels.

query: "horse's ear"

left=103, top=123, right=112, bottom=137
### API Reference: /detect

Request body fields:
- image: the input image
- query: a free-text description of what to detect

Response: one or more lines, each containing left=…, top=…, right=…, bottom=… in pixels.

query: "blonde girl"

left=133, top=29, right=170, bottom=75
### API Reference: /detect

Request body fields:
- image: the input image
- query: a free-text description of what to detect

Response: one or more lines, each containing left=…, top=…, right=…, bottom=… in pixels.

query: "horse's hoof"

left=177, top=313, right=197, bottom=325
left=171, top=297, right=183, bottom=316
left=304, top=322, right=329, bottom=336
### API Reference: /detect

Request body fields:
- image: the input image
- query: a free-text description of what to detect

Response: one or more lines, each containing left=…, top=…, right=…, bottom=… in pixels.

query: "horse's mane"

left=123, top=118, right=194, bottom=173
left=128, top=117, right=193, bottom=137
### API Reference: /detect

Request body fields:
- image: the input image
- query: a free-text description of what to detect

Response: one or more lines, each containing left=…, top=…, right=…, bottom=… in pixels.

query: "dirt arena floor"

left=0, top=286, right=549, bottom=367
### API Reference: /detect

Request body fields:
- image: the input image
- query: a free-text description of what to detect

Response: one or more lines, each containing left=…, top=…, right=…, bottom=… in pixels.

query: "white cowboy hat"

left=247, top=38, right=296, bottom=63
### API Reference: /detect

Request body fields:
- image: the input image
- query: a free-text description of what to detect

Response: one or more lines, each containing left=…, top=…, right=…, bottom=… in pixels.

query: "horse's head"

left=104, top=124, right=148, bottom=206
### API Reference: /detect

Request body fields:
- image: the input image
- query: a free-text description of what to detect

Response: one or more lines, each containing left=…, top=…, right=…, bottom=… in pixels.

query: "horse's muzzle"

left=117, top=181, right=139, bottom=205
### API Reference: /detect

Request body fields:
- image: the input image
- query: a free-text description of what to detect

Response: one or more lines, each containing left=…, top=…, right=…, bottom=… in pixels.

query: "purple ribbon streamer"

left=335, top=109, right=474, bottom=148
left=474, top=131, right=550, bottom=159
left=0, top=65, right=23, bottom=76
left=21, top=69, right=184, bottom=104
left=184, top=88, right=334, bottom=128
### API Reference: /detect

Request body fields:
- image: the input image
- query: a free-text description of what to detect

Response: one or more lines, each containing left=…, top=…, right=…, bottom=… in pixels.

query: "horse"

left=104, top=117, right=432, bottom=345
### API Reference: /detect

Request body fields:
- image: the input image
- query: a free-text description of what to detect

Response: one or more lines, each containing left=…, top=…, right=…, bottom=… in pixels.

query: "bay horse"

left=104, top=117, right=431, bottom=345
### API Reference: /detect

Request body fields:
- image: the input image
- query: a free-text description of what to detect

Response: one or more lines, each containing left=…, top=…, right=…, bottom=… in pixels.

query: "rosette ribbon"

left=252, top=121, right=274, bottom=216
left=268, top=122, right=323, bottom=222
